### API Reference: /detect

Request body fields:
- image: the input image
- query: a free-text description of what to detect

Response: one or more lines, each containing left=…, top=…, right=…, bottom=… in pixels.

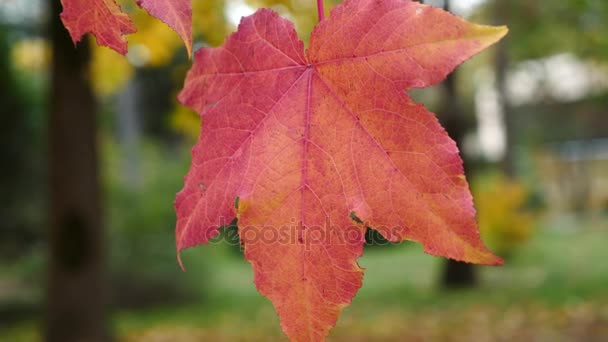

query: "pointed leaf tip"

left=177, top=250, right=186, bottom=272
left=470, top=24, right=509, bottom=46
left=136, top=0, right=193, bottom=57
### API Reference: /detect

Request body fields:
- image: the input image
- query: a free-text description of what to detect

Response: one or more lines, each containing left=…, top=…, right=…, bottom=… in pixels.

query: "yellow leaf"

left=90, top=40, right=134, bottom=96
left=474, top=173, right=535, bottom=256
left=11, top=38, right=50, bottom=73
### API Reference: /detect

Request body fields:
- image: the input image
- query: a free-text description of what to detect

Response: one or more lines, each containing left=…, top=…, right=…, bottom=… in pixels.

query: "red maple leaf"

left=176, top=0, right=507, bottom=340
left=59, top=0, right=191, bottom=55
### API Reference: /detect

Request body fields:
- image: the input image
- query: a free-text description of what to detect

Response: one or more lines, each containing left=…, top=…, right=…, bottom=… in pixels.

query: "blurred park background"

left=1, top=0, right=607, bottom=340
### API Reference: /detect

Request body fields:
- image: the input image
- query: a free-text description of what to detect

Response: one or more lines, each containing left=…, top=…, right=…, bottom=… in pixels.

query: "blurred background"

left=0, top=0, right=607, bottom=340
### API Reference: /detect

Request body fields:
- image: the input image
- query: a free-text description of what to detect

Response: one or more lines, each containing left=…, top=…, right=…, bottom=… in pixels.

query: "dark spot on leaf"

left=349, top=211, right=363, bottom=224
left=365, top=227, right=391, bottom=247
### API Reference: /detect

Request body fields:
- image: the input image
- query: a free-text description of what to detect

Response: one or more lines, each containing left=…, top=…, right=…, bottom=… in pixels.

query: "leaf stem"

left=317, top=0, right=324, bottom=21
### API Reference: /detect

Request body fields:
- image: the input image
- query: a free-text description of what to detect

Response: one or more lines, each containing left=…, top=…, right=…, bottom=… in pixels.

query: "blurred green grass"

left=4, top=216, right=608, bottom=341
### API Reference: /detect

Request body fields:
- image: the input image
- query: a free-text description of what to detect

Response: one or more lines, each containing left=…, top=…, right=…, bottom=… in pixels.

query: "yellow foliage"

left=195, top=0, right=230, bottom=46
left=473, top=173, right=535, bottom=256
left=246, top=0, right=341, bottom=40
left=126, top=3, right=184, bottom=67
left=170, top=103, right=200, bottom=140
left=90, top=0, right=230, bottom=97
left=120, top=0, right=229, bottom=67
left=11, top=38, right=50, bottom=73
left=90, top=41, right=134, bottom=96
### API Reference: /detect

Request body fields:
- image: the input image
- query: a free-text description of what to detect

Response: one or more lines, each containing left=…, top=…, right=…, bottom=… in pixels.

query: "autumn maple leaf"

left=176, top=0, right=507, bottom=340
left=59, top=0, right=191, bottom=55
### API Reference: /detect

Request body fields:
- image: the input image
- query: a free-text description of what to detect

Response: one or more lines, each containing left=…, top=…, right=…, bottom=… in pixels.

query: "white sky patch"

left=507, top=53, right=608, bottom=106
left=474, top=68, right=506, bottom=162
left=127, top=44, right=151, bottom=68
left=423, top=0, right=487, bottom=18
left=472, top=52, right=608, bottom=161
left=450, top=0, right=487, bottom=17
left=226, top=0, right=488, bottom=27
left=0, top=0, right=44, bottom=25
left=226, top=0, right=256, bottom=27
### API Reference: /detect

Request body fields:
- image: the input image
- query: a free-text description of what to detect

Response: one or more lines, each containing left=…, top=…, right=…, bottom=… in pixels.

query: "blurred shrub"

left=90, top=41, right=134, bottom=97
left=246, top=0, right=342, bottom=40
left=0, top=30, right=47, bottom=260
left=170, top=103, right=199, bottom=141
left=473, top=172, right=537, bottom=257
left=103, top=140, right=206, bottom=308
left=11, top=38, right=50, bottom=73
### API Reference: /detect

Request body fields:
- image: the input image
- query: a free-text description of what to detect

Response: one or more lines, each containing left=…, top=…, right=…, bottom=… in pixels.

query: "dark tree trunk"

left=436, top=0, right=478, bottom=289
left=493, top=0, right=515, bottom=178
left=46, top=0, right=109, bottom=340
left=441, top=259, right=477, bottom=288
left=438, top=72, right=479, bottom=289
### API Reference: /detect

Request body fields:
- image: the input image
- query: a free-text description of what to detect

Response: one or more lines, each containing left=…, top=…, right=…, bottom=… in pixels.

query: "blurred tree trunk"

left=47, top=0, right=109, bottom=340
left=494, top=0, right=515, bottom=178
left=438, top=72, right=478, bottom=289
left=437, top=0, right=478, bottom=289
